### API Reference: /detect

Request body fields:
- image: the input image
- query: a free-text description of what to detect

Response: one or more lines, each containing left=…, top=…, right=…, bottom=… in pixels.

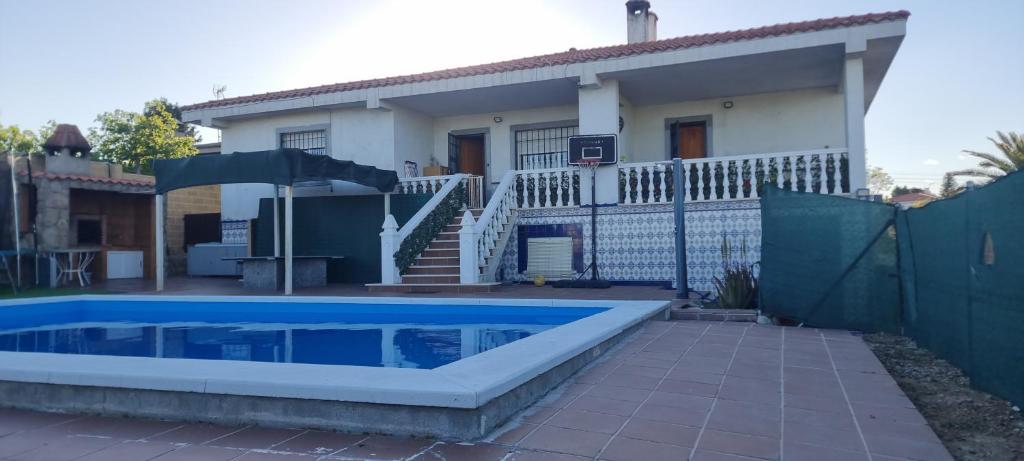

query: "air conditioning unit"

left=525, top=237, right=574, bottom=280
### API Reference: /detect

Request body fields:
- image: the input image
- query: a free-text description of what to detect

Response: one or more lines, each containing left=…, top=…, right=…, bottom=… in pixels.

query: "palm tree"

left=949, top=131, right=1024, bottom=180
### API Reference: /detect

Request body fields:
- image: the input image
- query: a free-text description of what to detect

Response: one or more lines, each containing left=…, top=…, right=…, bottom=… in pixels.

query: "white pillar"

left=578, top=78, right=621, bottom=205
left=155, top=194, right=165, bottom=291
left=384, top=192, right=391, bottom=216
left=460, top=327, right=479, bottom=358
left=843, top=50, right=867, bottom=192
left=273, top=185, right=280, bottom=257
left=284, top=185, right=293, bottom=295
left=379, top=214, right=400, bottom=284
left=9, top=153, right=20, bottom=287
left=458, top=210, right=478, bottom=284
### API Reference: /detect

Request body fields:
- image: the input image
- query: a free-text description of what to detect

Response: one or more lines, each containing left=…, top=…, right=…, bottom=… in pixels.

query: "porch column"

left=577, top=78, right=621, bottom=205
left=843, top=49, right=867, bottom=192
left=155, top=194, right=165, bottom=291
left=284, top=185, right=293, bottom=295
left=273, top=185, right=280, bottom=257
left=379, top=215, right=399, bottom=284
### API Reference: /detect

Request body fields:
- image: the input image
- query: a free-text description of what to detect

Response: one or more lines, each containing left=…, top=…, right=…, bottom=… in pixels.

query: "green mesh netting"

left=761, top=172, right=1024, bottom=407
left=759, top=186, right=901, bottom=333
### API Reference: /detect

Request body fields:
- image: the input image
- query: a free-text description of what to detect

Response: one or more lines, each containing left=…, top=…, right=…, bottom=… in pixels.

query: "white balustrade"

left=511, top=167, right=579, bottom=210
left=618, top=149, right=849, bottom=205
left=395, top=174, right=458, bottom=195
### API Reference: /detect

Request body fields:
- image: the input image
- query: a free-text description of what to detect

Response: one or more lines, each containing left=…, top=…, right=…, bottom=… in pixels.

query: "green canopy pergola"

left=153, top=148, right=399, bottom=294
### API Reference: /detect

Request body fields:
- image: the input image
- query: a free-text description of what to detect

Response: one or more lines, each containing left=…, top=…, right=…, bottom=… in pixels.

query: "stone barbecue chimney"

left=626, top=1, right=658, bottom=44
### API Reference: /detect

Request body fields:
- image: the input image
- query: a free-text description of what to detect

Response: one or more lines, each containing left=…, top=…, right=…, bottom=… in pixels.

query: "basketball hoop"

left=576, top=158, right=601, bottom=171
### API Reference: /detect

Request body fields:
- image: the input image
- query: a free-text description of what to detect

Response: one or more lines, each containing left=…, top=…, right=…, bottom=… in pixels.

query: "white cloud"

left=923, top=158, right=940, bottom=166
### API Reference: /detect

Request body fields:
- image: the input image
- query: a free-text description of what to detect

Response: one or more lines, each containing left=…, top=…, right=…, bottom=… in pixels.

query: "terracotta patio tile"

left=14, top=434, right=128, bottom=461
left=545, top=409, right=628, bottom=434
left=696, top=429, right=779, bottom=460
left=665, top=368, right=724, bottom=385
left=707, top=410, right=780, bottom=439
left=46, top=415, right=182, bottom=440
left=784, top=420, right=865, bottom=453
left=656, top=378, right=719, bottom=398
left=150, top=445, right=245, bottom=461
left=865, top=433, right=954, bottom=461
left=855, top=418, right=942, bottom=445
left=0, top=408, right=79, bottom=435
left=785, top=407, right=858, bottom=432
left=521, top=405, right=560, bottom=424
left=783, top=393, right=852, bottom=414
left=0, top=431, right=51, bottom=459
left=783, top=441, right=868, bottom=461
left=633, top=402, right=709, bottom=427
left=727, top=363, right=782, bottom=381
left=206, top=426, right=305, bottom=449
left=690, top=450, right=765, bottom=461
left=565, top=395, right=641, bottom=417
left=491, top=423, right=539, bottom=445
left=645, top=391, right=715, bottom=412
left=599, top=371, right=662, bottom=390
left=75, top=441, right=180, bottom=461
left=148, top=423, right=245, bottom=444
left=271, top=430, right=364, bottom=455
left=332, top=435, right=435, bottom=460
left=234, top=452, right=314, bottom=460
left=618, top=418, right=699, bottom=447
left=628, top=356, right=678, bottom=369
left=507, top=450, right=591, bottom=460
left=598, top=435, right=692, bottom=461
left=517, top=425, right=612, bottom=458
left=614, top=364, right=669, bottom=379
left=584, top=384, right=652, bottom=403
left=851, top=402, right=928, bottom=425
left=418, top=441, right=511, bottom=461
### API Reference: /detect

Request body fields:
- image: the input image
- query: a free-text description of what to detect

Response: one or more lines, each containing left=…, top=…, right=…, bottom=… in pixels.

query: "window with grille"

left=280, top=130, right=327, bottom=156
left=515, top=125, right=578, bottom=170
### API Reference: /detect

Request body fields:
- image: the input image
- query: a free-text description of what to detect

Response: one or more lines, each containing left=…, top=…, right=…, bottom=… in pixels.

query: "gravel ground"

left=864, top=333, right=1024, bottom=461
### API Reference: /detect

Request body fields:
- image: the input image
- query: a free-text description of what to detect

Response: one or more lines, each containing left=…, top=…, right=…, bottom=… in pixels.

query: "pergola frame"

left=153, top=149, right=398, bottom=294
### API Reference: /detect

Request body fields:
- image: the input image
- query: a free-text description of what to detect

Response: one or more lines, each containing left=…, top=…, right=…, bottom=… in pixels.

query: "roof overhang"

left=182, top=17, right=906, bottom=125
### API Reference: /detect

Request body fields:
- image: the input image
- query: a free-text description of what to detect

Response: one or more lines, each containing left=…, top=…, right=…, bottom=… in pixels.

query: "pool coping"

left=0, top=295, right=669, bottom=411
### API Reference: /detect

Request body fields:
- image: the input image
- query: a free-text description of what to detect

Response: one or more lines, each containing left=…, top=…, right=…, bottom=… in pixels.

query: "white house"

left=181, top=3, right=908, bottom=292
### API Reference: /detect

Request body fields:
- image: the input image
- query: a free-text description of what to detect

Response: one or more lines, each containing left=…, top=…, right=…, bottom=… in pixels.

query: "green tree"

left=144, top=97, right=199, bottom=141
left=36, top=120, right=57, bottom=148
left=90, top=100, right=198, bottom=174
left=950, top=131, right=1024, bottom=179
left=0, top=123, right=39, bottom=154
left=867, top=166, right=894, bottom=194
left=939, top=173, right=962, bottom=198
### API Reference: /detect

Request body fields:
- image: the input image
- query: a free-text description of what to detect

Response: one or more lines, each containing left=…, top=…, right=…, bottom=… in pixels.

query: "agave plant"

left=712, top=235, right=758, bottom=309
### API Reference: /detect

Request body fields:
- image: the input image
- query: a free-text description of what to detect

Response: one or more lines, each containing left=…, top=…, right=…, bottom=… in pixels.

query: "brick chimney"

left=626, top=1, right=657, bottom=44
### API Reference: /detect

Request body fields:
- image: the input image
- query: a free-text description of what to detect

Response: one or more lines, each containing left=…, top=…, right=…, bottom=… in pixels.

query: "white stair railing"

left=380, top=173, right=468, bottom=284
left=459, top=171, right=517, bottom=283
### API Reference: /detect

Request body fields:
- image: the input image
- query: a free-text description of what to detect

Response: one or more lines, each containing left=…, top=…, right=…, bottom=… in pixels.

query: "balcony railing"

left=619, top=149, right=850, bottom=205
left=519, top=151, right=568, bottom=170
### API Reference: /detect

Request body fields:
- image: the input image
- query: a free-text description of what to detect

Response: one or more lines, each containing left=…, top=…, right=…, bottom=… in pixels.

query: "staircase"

left=399, top=208, right=482, bottom=284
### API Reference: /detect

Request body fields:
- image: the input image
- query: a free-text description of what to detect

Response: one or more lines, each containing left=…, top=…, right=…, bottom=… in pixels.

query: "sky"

left=1, top=0, right=1022, bottom=192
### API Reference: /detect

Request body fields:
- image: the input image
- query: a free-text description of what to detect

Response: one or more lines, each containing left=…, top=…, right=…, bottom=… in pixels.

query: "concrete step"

left=401, top=274, right=460, bottom=284
left=670, top=307, right=757, bottom=322
left=426, top=240, right=458, bottom=250
left=404, top=265, right=459, bottom=275
left=414, top=256, right=460, bottom=266
left=421, top=248, right=459, bottom=258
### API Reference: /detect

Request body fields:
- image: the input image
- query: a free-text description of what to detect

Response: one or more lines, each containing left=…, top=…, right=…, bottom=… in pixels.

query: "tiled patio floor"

left=0, top=320, right=951, bottom=461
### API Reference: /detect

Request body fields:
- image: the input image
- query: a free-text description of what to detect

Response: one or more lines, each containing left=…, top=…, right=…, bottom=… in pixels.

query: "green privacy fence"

left=760, top=171, right=1024, bottom=406
left=252, top=193, right=430, bottom=284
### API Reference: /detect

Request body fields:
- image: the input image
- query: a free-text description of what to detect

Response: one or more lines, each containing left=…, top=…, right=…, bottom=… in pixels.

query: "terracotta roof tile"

left=182, top=10, right=909, bottom=112
left=21, top=171, right=155, bottom=187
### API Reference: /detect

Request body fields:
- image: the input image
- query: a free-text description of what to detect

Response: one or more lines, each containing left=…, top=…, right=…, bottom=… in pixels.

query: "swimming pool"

left=0, top=296, right=668, bottom=439
left=0, top=300, right=606, bottom=369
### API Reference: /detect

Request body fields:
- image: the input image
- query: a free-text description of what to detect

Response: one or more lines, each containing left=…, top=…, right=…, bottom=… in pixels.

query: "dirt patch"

left=864, top=333, right=1024, bottom=461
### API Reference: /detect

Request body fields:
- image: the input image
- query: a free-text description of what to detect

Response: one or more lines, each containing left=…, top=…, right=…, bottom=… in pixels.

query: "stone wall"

left=165, top=185, right=221, bottom=275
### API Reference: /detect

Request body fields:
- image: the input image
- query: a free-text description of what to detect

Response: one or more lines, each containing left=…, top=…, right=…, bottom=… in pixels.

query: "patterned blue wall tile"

left=497, top=201, right=761, bottom=295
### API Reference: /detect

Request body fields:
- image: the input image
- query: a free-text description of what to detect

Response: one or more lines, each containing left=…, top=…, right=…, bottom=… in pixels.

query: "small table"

left=49, top=248, right=100, bottom=287
left=223, top=256, right=345, bottom=290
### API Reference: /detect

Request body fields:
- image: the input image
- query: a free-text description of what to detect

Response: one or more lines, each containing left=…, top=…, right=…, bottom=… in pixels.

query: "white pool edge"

left=0, top=295, right=669, bottom=409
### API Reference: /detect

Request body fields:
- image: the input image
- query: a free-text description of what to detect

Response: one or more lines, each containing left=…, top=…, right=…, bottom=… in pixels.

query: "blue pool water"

left=0, top=300, right=606, bottom=369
